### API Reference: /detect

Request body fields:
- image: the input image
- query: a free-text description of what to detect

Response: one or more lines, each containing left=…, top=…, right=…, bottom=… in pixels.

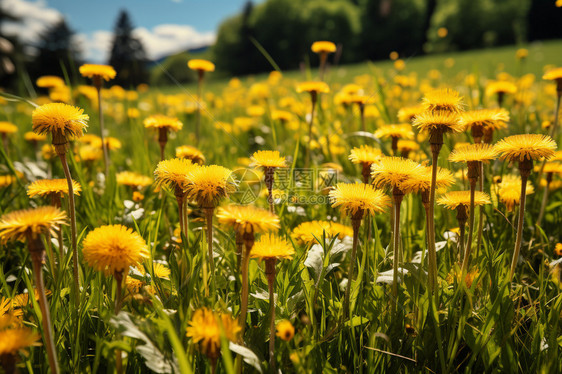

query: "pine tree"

left=33, top=18, right=81, bottom=80
left=108, top=10, right=148, bottom=87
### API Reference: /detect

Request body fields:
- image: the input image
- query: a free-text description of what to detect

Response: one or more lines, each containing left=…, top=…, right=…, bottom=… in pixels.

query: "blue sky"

left=2, top=0, right=262, bottom=62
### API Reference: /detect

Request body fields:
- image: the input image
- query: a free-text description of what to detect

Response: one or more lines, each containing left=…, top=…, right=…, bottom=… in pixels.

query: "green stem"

left=58, top=153, right=80, bottom=309
left=461, top=182, right=476, bottom=275
left=427, top=150, right=440, bottom=296
left=392, top=191, right=403, bottom=316
left=510, top=174, right=529, bottom=280
left=114, top=272, right=124, bottom=374
left=343, top=213, right=362, bottom=320
left=29, top=238, right=59, bottom=374
left=266, top=260, right=277, bottom=372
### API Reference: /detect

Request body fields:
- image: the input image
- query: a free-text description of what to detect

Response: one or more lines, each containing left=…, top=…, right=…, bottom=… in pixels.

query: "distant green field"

left=157, top=39, right=562, bottom=94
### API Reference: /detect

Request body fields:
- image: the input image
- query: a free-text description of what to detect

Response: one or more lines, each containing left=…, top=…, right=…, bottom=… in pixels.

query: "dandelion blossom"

left=27, top=179, right=81, bottom=198
left=0, top=206, right=67, bottom=244
left=82, top=225, right=148, bottom=275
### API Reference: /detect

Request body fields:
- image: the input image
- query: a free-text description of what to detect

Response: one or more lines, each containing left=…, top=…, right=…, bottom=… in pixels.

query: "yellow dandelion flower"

left=250, top=150, right=287, bottom=169
left=276, top=320, right=295, bottom=341
left=184, top=165, right=235, bottom=207
left=448, top=143, right=498, bottom=163
left=0, top=121, right=17, bottom=134
left=90, top=136, right=122, bottom=151
left=370, top=157, right=426, bottom=190
left=349, top=145, right=382, bottom=165
left=27, top=179, right=81, bottom=198
left=176, top=145, right=206, bottom=164
left=329, top=183, right=390, bottom=216
left=413, top=110, right=463, bottom=134
left=421, top=88, right=464, bottom=114
left=0, top=206, right=67, bottom=244
left=485, top=81, right=517, bottom=96
left=554, top=243, right=562, bottom=256
left=401, top=166, right=455, bottom=194
left=216, top=204, right=280, bottom=234
left=437, top=191, right=491, bottom=210
left=543, top=67, right=562, bottom=81
left=0, top=175, right=17, bottom=188
left=154, top=158, right=196, bottom=190
left=291, top=220, right=352, bottom=246
left=247, top=105, right=265, bottom=117
left=82, top=224, right=148, bottom=275
left=187, top=59, right=215, bottom=72
left=494, top=134, right=557, bottom=162
left=515, top=48, right=528, bottom=60
left=24, top=132, right=47, bottom=142
left=79, top=134, right=101, bottom=145
left=152, top=262, right=171, bottom=280
left=41, top=144, right=56, bottom=160
left=296, top=81, right=330, bottom=94
left=460, top=108, right=509, bottom=132
left=497, top=174, right=534, bottom=212
left=397, top=104, right=425, bottom=122
left=271, top=110, right=293, bottom=122
left=0, top=325, right=39, bottom=356
left=116, top=171, right=153, bottom=188
left=32, top=103, right=89, bottom=140
left=186, top=308, right=240, bottom=360
left=36, top=75, right=65, bottom=88
left=250, top=234, right=295, bottom=261
left=77, top=145, right=103, bottom=162
left=397, top=140, right=420, bottom=153
left=374, top=124, right=414, bottom=140
left=311, top=41, right=336, bottom=54
left=79, top=64, right=116, bottom=81
left=143, top=114, right=183, bottom=132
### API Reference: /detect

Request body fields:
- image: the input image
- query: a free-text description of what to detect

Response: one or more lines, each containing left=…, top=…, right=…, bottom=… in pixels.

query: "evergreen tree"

left=108, top=10, right=148, bottom=87
left=33, top=18, right=81, bottom=80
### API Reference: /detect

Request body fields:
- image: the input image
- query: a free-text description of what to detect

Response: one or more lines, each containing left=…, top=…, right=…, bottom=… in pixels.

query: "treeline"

left=212, top=0, right=562, bottom=76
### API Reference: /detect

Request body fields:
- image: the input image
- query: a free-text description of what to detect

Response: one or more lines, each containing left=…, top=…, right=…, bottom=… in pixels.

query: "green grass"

left=1, top=40, right=562, bottom=373
left=157, top=39, right=562, bottom=94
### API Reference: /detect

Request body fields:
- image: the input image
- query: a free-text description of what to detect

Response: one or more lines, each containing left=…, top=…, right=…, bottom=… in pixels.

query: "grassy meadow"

left=1, top=40, right=562, bottom=374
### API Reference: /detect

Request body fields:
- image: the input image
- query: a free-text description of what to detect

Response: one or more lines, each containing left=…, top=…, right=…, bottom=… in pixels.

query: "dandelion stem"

left=265, top=259, right=277, bottom=372
left=343, top=212, right=362, bottom=320
left=238, top=231, right=254, bottom=344
left=29, top=237, right=59, bottom=374
left=114, top=271, right=124, bottom=374
left=475, top=162, right=485, bottom=263
left=58, top=152, right=80, bottom=309
left=427, top=148, right=440, bottom=295
left=455, top=205, right=468, bottom=265
left=510, top=165, right=531, bottom=280
left=265, top=167, right=275, bottom=213
left=392, top=188, right=404, bottom=315
left=461, top=180, right=476, bottom=275
left=204, top=207, right=215, bottom=275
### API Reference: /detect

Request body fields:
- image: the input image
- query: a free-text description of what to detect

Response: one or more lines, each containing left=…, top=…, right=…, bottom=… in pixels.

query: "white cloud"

left=133, top=24, right=215, bottom=60
left=74, top=31, right=113, bottom=63
left=1, top=0, right=62, bottom=44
